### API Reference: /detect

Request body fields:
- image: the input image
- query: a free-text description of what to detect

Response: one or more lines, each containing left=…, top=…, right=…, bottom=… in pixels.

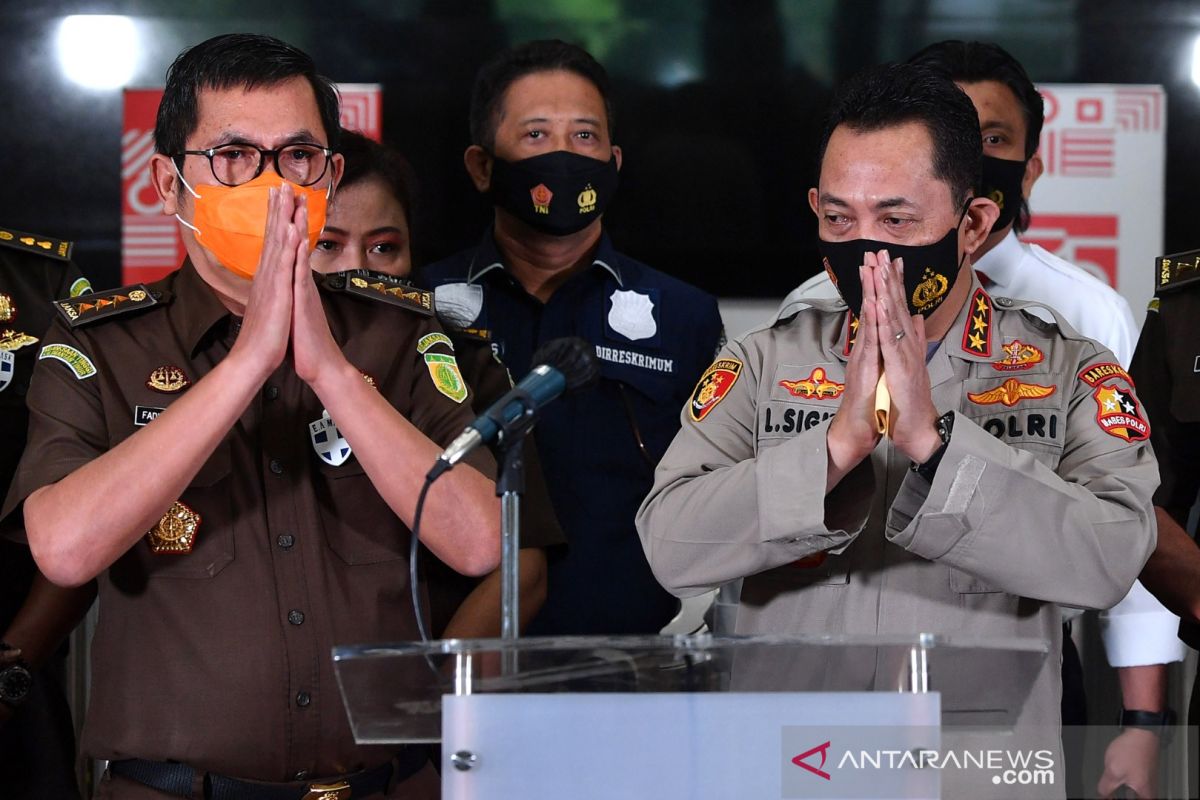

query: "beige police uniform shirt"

left=637, top=278, right=1157, bottom=791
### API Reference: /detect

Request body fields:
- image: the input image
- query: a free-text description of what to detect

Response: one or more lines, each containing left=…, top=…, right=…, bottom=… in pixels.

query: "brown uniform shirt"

left=1130, top=284, right=1200, bottom=654
left=3, top=261, right=492, bottom=780
left=0, top=232, right=88, bottom=629
left=0, top=229, right=90, bottom=799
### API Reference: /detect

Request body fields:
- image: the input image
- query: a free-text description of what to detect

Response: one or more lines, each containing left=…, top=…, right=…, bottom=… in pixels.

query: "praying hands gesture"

left=825, top=250, right=942, bottom=492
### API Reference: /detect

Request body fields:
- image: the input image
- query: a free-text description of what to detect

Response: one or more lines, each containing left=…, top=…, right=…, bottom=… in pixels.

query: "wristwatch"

left=1119, top=708, right=1176, bottom=742
left=0, top=658, right=33, bottom=709
left=911, top=411, right=954, bottom=483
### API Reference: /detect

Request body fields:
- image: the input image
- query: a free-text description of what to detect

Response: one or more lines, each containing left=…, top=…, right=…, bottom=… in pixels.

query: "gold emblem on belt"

left=304, top=781, right=351, bottom=800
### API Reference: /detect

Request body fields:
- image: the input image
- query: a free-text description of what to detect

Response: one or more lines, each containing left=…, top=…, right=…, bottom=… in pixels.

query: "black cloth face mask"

left=488, top=150, right=619, bottom=236
left=980, top=155, right=1027, bottom=234
left=817, top=215, right=967, bottom=319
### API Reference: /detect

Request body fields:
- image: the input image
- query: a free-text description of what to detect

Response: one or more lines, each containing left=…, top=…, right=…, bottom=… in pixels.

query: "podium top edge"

left=331, top=632, right=1050, bottom=662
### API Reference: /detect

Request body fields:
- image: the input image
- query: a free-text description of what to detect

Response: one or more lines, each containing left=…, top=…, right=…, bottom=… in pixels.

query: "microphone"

left=427, top=337, right=600, bottom=480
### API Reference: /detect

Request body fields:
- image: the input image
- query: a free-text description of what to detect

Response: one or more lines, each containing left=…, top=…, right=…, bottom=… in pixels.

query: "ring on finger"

left=893, top=330, right=906, bottom=342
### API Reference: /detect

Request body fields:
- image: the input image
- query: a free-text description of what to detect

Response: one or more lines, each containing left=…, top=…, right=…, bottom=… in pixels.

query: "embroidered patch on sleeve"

left=69, top=277, right=93, bottom=297
left=1078, top=362, right=1133, bottom=387
left=1091, top=385, right=1150, bottom=442
left=425, top=352, right=468, bottom=403
left=417, top=332, right=454, bottom=354
left=689, top=358, right=743, bottom=421
left=38, top=343, right=96, bottom=380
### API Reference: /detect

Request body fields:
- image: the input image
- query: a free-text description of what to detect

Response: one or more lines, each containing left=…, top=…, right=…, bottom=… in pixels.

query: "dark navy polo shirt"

left=420, top=229, right=724, bottom=635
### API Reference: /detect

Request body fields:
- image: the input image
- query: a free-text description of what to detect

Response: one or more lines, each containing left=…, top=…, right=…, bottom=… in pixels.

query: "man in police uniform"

left=772, top=43, right=1180, bottom=798
left=637, top=63, right=1157, bottom=798
left=1132, top=250, right=1200, bottom=783
left=2, top=35, right=499, bottom=799
left=0, top=226, right=96, bottom=798
left=420, top=40, right=723, bottom=635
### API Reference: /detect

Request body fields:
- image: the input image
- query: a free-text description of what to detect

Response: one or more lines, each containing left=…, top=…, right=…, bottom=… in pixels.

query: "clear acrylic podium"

left=333, top=634, right=1049, bottom=798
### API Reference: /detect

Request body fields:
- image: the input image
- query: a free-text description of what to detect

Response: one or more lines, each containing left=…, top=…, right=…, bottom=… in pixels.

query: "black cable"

left=409, top=475, right=435, bottom=644
left=616, top=382, right=657, bottom=471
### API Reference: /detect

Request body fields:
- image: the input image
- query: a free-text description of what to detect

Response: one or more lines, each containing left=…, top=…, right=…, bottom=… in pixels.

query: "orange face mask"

left=175, top=168, right=329, bottom=280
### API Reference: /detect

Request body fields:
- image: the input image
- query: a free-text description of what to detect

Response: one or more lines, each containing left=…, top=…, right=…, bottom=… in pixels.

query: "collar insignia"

left=843, top=313, right=859, bottom=356
left=961, top=288, right=993, bottom=357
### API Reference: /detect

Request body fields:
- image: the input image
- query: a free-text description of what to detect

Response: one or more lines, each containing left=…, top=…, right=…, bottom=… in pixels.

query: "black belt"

left=110, top=746, right=429, bottom=800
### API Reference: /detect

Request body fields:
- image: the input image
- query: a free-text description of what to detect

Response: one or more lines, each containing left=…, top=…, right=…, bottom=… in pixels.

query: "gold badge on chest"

left=147, top=365, right=190, bottom=393
left=146, top=501, right=201, bottom=554
left=0, top=293, right=15, bottom=323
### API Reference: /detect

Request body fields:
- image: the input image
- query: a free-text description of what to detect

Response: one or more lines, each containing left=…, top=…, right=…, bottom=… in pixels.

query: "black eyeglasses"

left=174, top=143, right=333, bottom=187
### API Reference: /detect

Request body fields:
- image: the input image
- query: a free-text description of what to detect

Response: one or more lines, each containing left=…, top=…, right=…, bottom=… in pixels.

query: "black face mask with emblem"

left=488, top=150, right=619, bottom=237
left=981, top=155, right=1027, bottom=234
left=818, top=223, right=966, bottom=319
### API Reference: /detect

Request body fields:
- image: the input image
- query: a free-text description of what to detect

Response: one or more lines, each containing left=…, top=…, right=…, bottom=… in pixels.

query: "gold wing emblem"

left=779, top=377, right=818, bottom=397
left=779, top=367, right=845, bottom=399
left=968, top=378, right=1056, bottom=407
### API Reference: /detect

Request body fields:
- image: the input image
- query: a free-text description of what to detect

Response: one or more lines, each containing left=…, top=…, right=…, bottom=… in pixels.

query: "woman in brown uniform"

left=310, top=129, right=565, bottom=638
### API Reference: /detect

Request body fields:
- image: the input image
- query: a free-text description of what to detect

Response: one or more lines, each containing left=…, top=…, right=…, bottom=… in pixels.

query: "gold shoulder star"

left=968, top=331, right=986, bottom=350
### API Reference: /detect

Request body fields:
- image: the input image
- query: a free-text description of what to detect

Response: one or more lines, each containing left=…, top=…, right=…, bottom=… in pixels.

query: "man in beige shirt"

left=637, top=62, right=1157, bottom=798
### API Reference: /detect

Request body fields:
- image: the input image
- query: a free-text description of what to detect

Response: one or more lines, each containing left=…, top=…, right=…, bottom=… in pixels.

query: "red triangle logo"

left=791, top=740, right=832, bottom=780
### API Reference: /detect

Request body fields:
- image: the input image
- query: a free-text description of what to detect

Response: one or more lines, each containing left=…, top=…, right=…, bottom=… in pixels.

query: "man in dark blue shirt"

left=421, top=39, right=724, bottom=635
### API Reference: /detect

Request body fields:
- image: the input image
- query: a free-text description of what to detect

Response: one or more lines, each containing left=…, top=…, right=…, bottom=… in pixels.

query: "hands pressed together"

left=231, top=182, right=344, bottom=389
left=826, top=250, right=943, bottom=490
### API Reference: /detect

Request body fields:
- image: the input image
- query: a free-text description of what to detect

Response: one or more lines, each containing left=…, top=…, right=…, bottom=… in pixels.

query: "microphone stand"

left=496, top=436, right=525, bottom=644
left=480, top=389, right=537, bottom=674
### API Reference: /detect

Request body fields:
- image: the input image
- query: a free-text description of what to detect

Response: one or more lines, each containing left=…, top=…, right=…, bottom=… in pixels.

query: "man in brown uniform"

left=637, top=64, right=1157, bottom=798
left=2, top=34, right=500, bottom=799
left=1131, top=250, right=1200, bottom=795
left=0, top=226, right=96, bottom=799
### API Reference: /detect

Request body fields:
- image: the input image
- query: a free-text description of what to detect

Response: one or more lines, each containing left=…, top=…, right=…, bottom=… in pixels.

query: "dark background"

left=0, top=0, right=1195, bottom=298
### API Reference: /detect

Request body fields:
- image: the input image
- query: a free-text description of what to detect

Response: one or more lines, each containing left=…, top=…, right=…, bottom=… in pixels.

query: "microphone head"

left=531, top=337, right=600, bottom=392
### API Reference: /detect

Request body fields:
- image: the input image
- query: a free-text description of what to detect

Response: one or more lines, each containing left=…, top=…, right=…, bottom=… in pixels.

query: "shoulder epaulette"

left=443, top=324, right=490, bottom=343
left=321, top=270, right=434, bottom=316
left=1154, top=249, right=1200, bottom=294
left=54, top=285, right=159, bottom=328
left=0, top=226, right=73, bottom=261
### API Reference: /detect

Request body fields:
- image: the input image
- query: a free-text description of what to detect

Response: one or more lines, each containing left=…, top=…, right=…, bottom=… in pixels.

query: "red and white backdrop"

left=121, top=83, right=382, bottom=285
left=1026, top=84, right=1165, bottom=327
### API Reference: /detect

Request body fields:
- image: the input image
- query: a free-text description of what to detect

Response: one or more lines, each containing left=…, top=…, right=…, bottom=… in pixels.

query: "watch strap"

left=911, top=411, right=954, bottom=482
left=1119, top=708, right=1176, bottom=741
